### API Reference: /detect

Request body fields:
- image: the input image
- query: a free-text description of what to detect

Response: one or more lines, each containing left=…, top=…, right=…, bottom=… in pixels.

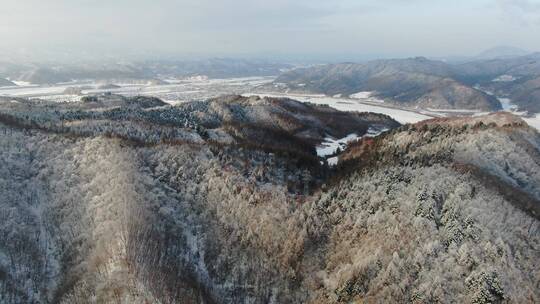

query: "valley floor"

left=2, top=76, right=540, bottom=132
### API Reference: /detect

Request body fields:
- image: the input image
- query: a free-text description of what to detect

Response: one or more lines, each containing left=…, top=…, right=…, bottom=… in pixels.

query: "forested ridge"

left=0, top=95, right=538, bottom=303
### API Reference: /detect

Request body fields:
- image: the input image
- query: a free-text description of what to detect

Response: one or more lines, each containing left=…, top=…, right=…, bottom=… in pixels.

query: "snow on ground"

left=10, top=80, right=35, bottom=87
left=0, top=76, right=275, bottom=104
left=349, top=91, right=384, bottom=103
left=316, top=127, right=390, bottom=166
left=498, top=98, right=519, bottom=111
left=246, top=92, right=433, bottom=124
left=350, top=91, right=372, bottom=99
left=492, top=75, right=518, bottom=82
left=523, top=115, right=540, bottom=131
left=6, top=78, right=535, bottom=134
left=327, top=156, right=339, bottom=166
left=425, top=108, right=482, bottom=113
left=316, top=133, right=360, bottom=157
left=0, top=85, right=69, bottom=97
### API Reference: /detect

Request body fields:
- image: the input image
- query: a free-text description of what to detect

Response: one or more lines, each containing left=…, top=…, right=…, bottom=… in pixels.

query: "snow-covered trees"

left=0, top=96, right=538, bottom=303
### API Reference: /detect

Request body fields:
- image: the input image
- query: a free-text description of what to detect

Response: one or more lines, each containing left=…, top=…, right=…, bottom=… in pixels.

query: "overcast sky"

left=1, top=0, right=539, bottom=61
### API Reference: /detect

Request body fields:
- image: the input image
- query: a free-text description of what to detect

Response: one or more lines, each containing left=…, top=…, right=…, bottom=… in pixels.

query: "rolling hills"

left=457, top=53, right=540, bottom=113
left=272, top=52, right=540, bottom=114
left=0, top=59, right=292, bottom=85
left=272, top=57, right=502, bottom=111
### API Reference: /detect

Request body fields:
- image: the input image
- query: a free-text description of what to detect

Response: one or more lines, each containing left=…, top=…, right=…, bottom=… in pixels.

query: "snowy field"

left=316, top=126, right=390, bottom=165
left=316, top=133, right=360, bottom=158
left=349, top=91, right=385, bottom=103
left=0, top=76, right=276, bottom=105
left=523, top=115, right=540, bottom=130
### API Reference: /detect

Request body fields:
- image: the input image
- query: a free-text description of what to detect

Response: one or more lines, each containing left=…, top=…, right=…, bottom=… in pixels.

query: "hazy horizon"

left=1, top=0, right=540, bottom=62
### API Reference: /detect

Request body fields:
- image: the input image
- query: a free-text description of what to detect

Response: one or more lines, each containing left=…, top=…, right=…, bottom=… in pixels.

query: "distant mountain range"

left=143, top=58, right=292, bottom=79
left=456, top=53, right=540, bottom=113
left=1, top=49, right=539, bottom=114
left=455, top=52, right=540, bottom=81
left=272, top=57, right=501, bottom=111
left=0, top=58, right=292, bottom=85
left=273, top=51, right=540, bottom=113
left=473, top=46, right=530, bottom=60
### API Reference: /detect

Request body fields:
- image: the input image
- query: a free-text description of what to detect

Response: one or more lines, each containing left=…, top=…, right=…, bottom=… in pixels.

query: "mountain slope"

left=273, top=58, right=501, bottom=111
left=0, top=96, right=538, bottom=303
left=474, top=46, right=530, bottom=60
left=509, top=76, right=540, bottom=113
left=456, top=53, right=540, bottom=82
left=2, top=59, right=292, bottom=85
left=484, top=76, right=540, bottom=113
left=455, top=53, right=540, bottom=113
left=19, top=67, right=73, bottom=84
left=0, top=78, right=15, bottom=87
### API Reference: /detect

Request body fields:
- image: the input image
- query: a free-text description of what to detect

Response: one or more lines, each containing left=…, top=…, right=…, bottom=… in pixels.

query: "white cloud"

left=0, top=0, right=538, bottom=60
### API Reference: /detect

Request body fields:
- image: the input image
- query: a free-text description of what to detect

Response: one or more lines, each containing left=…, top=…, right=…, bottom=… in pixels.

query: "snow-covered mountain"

left=0, top=94, right=538, bottom=303
left=473, top=46, right=530, bottom=60
left=0, top=59, right=292, bottom=85
left=271, top=57, right=502, bottom=111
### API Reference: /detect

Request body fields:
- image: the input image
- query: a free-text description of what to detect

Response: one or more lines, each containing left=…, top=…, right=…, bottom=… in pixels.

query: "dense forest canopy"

left=0, top=94, right=538, bottom=303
